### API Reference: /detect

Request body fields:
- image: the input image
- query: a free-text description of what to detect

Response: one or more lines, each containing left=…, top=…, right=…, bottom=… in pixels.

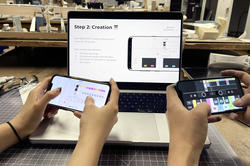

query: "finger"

left=47, top=109, right=58, bottom=118
left=39, top=87, right=61, bottom=106
left=233, top=94, right=250, bottom=107
left=243, top=88, right=248, bottom=94
left=208, top=115, right=222, bottom=123
left=44, top=105, right=58, bottom=118
left=108, top=78, right=120, bottom=105
left=166, top=84, right=185, bottom=111
left=85, top=96, right=95, bottom=105
left=36, top=77, right=52, bottom=92
left=244, top=109, right=250, bottom=123
left=221, top=70, right=250, bottom=86
left=229, top=112, right=239, bottom=120
left=73, top=111, right=82, bottom=119
left=193, top=102, right=211, bottom=117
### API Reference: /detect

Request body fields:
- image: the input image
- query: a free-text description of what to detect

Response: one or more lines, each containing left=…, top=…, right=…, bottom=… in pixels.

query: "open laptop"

left=30, top=11, right=210, bottom=147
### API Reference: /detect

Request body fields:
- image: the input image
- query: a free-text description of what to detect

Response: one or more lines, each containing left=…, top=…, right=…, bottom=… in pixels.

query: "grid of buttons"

left=186, top=95, right=241, bottom=113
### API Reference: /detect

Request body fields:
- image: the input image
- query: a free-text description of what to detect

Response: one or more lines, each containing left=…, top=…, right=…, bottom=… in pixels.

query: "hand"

left=10, top=77, right=61, bottom=139
left=73, top=78, right=120, bottom=143
left=166, top=84, right=213, bottom=166
left=221, top=70, right=250, bottom=124
left=67, top=78, right=119, bottom=166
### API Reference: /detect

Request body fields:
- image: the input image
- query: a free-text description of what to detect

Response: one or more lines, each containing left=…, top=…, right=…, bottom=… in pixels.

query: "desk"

left=0, top=66, right=249, bottom=165
left=1, top=32, right=250, bottom=51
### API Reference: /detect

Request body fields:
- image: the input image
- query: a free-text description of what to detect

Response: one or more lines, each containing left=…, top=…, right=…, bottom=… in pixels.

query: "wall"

left=215, top=0, right=234, bottom=35
left=228, top=0, right=250, bottom=37
left=246, top=4, right=250, bottom=39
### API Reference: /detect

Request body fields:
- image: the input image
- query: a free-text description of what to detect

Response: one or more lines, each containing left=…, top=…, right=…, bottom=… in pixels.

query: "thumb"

left=85, top=96, right=95, bottom=105
left=40, top=88, right=61, bottom=106
left=233, top=94, right=250, bottom=107
left=193, top=102, right=211, bottom=118
left=73, top=111, right=82, bottom=119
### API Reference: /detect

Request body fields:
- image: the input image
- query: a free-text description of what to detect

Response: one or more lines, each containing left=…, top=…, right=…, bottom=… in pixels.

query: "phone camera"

left=218, top=90, right=223, bottom=96
left=201, top=92, right=206, bottom=98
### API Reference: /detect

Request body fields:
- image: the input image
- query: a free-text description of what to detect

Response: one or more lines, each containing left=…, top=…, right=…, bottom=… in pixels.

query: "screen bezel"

left=67, top=11, right=183, bottom=90
left=175, top=76, right=245, bottom=114
left=47, top=74, right=111, bottom=112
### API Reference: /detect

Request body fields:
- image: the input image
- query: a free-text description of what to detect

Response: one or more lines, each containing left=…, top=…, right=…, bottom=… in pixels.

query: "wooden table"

left=0, top=66, right=249, bottom=166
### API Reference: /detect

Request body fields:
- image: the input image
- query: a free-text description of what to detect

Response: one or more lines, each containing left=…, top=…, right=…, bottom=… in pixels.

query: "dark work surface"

left=0, top=88, right=244, bottom=166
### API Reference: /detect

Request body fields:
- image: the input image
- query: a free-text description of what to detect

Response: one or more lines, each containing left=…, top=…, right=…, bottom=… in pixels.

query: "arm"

left=0, top=77, right=61, bottom=152
left=67, top=78, right=119, bottom=166
left=166, top=84, right=211, bottom=166
left=221, top=70, right=250, bottom=124
left=0, top=123, right=21, bottom=151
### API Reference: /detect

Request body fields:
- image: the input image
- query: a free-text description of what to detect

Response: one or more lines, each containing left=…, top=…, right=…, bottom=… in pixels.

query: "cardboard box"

left=0, top=0, right=6, bottom=3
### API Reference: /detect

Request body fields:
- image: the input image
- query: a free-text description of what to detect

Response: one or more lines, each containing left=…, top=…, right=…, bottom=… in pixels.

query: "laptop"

left=29, top=11, right=210, bottom=147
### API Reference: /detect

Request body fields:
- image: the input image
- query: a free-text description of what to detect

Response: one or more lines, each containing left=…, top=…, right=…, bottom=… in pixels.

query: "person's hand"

left=73, top=78, right=119, bottom=143
left=221, top=70, right=250, bottom=124
left=10, top=77, right=61, bottom=139
left=166, top=84, right=215, bottom=166
left=67, top=78, right=119, bottom=166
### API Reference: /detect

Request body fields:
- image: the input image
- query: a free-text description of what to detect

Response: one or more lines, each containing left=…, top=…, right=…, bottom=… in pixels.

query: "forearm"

left=0, top=123, right=19, bottom=152
left=67, top=135, right=105, bottom=166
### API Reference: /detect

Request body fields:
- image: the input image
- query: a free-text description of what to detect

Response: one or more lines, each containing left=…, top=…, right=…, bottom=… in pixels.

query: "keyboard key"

left=118, top=93, right=166, bottom=113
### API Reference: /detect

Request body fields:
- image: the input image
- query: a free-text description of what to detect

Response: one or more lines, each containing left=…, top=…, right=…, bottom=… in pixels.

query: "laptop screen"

left=68, top=12, right=182, bottom=90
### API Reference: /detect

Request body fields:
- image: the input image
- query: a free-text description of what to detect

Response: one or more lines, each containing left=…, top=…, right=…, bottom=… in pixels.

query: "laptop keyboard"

left=118, top=92, right=166, bottom=113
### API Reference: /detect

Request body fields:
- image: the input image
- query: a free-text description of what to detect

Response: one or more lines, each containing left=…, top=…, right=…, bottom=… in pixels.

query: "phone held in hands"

left=47, top=75, right=111, bottom=112
left=175, top=77, right=245, bottom=114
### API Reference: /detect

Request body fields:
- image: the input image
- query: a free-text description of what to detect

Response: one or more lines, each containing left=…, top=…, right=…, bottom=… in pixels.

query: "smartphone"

left=127, top=36, right=180, bottom=71
left=47, top=75, right=111, bottom=112
left=175, top=77, right=245, bottom=114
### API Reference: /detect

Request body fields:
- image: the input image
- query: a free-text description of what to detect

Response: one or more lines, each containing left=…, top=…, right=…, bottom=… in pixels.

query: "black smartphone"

left=47, top=75, right=111, bottom=112
left=175, top=77, right=245, bottom=114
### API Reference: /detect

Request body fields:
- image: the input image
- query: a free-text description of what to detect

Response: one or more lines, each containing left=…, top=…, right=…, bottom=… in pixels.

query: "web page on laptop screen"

left=69, top=18, right=181, bottom=83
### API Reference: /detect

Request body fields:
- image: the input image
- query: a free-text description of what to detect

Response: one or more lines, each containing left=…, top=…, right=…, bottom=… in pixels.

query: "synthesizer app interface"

left=178, top=78, right=243, bottom=114
left=49, top=76, right=110, bottom=112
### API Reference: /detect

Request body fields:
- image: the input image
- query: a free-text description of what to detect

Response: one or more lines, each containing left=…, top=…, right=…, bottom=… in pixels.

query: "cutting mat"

left=0, top=88, right=244, bottom=166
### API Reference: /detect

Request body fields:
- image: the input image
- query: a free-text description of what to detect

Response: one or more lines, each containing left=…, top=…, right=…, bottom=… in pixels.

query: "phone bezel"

left=127, top=37, right=132, bottom=70
left=175, top=76, right=246, bottom=115
left=47, top=74, right=111, bottom=112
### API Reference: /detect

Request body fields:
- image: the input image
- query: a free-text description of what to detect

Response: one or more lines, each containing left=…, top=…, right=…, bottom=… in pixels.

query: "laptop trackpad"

left=108, top=112, right=160, bottom=142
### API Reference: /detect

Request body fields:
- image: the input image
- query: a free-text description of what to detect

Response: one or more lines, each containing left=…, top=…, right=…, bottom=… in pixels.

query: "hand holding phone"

left=221, top=70, right=250, bottom=124
left=67, top=78, right=119, bottom=166
left=175, top=77, right=245, bottom=114
left=47, top=75, right=111, bottom=112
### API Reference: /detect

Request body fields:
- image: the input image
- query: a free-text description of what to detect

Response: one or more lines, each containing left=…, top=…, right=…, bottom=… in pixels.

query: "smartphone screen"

left=47, top=75, right=110, bottom=112
left=176, top=77, right=244, bottom=114
left=128, top=36, right=180, bottom=71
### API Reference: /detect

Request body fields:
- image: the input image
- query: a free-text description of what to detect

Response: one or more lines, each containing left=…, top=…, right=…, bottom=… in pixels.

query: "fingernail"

left=233, top=99, right=243, bottom=106
left=57, top=87, right=62, bottom=92
left=86, top=96, right=92, bottom=99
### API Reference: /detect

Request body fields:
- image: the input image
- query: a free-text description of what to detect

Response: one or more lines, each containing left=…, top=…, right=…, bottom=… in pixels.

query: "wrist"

left=78, top=131, right=106, bottom=146
left=10, top=116, right=30, bottom=139
left=168, top=143, right=201, bottom=166
left=79, top=126, right=110, bottom=145
left=68, top=132, right=105, bottom=166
